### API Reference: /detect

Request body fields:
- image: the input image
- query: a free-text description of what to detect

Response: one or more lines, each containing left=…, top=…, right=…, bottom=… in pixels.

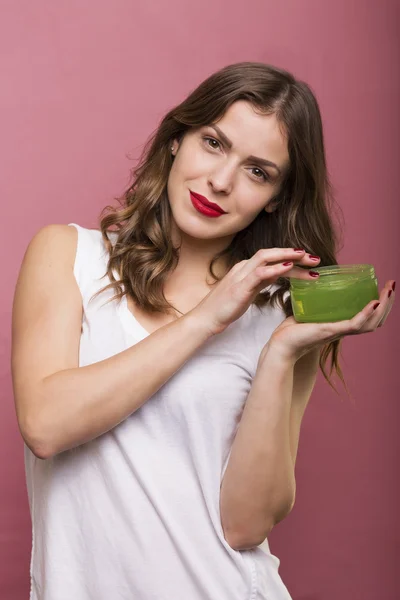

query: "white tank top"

left=23, top=222, right=293, bottom=600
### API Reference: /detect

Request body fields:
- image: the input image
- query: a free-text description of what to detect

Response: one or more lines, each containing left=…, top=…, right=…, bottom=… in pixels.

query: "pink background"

left=1, top=1, right=399, bottom=598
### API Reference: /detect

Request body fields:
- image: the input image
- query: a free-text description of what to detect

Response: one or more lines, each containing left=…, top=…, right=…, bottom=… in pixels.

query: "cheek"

left=175, top=147, right=208, bottom=178
left=236, top=192, right=267, bottom=217
left=168, top=155, right=193, bottom=190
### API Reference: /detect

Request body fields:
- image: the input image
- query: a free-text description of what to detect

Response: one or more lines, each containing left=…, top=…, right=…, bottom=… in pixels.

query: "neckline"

left=117, top=291, right=151, bottom=341
left=105, top=229, right=280, bottom=340
left=115, top=279, right=275, bottom=341
left=103, top=232, right=149, bottom=341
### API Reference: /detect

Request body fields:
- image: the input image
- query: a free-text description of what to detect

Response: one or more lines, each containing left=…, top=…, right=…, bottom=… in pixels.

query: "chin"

left=176, top=220, right=224, bottom=241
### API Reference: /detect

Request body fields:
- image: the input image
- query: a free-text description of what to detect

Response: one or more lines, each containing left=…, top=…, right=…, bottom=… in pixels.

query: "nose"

left=207, top=162, right=235, bottom=195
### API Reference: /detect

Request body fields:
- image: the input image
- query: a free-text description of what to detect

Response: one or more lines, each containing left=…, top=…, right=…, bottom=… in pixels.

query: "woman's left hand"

left=266, top=279, right=396, bottom=363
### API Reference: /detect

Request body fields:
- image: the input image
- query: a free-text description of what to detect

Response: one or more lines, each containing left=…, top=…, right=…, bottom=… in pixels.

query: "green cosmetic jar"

left=289, top=264, right=379, bottom=323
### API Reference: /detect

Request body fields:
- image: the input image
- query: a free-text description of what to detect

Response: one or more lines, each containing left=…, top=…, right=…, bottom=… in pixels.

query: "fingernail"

left=293, top=248, right=304, bottom=253
left=388, top=290, right=392, bottom=298
left=309, top=255, right=320, bottom=261
left=309, top=271, right=320, bottom=277
left=283, top=261, right=293, bottom=266
left=373, top=302, right=380, bottom=310
left=393, top=281, right=396, bottom=292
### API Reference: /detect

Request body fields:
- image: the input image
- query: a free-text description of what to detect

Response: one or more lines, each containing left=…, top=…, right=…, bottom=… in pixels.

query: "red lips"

left=189, top=191, right=226, bottom=214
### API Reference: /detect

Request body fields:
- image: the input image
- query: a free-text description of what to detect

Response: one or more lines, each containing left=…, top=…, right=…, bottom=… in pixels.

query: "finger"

left=379, top=294, right=394, bottom=327
left=347, top=284, right=396, bottom=334
left=321, top=297, right=384, bottom=338
left=266, top=252, right=321, bottom=269
left=294, top=253, right=321, bottom=268
left=377, top=282, right=395, bottom=327
left=363, top=281, right=392, bottom=330
left=237, top=248, right=310, bottom=279
left=284, top=265, right=321, bottom=281
left=268, top=251, right=321, bottom=269
left=244, top=260, right=296, bottom=294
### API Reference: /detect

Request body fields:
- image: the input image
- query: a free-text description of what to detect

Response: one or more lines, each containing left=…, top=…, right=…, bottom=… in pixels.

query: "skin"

left=167, top=100, right=297, bottom=287
left=166, top=98, right=395, bottom=356
left=267, top=285, right=395, bottom=363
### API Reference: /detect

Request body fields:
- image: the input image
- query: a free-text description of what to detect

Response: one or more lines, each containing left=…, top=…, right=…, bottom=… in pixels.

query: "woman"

left=12, top=62, right=395, bottom=600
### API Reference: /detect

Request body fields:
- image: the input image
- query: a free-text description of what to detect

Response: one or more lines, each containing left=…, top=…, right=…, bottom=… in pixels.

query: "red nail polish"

left=388, top=290, right=392, bottom=298
left=293, top=248, right=304, bottom=252
left=309, top=255, right=320, bottom=260
left=309, top=271, right=319, bottom=277
left=393, top=281, right=396, bottom=292
left=373, top=302, right=380, bottom=310
left=283, top=261, right=293, bottom=266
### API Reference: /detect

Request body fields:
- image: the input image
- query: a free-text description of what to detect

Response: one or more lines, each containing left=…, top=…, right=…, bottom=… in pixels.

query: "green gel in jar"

left=289, top=264, right=379, bottom=323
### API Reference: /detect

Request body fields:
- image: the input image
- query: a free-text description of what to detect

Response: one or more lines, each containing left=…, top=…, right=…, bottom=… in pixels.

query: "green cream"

left=290, top=264, right=379, bottom=323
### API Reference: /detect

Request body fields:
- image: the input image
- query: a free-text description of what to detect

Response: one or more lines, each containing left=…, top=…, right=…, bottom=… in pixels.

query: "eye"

left=202, top=136, right=221, bottom=151
left=202, top=136, right=271, bottom=183
left=250, top=167, right=270, bottom=182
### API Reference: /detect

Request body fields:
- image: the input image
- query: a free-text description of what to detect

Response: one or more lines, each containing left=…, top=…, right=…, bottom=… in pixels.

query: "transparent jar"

left=290, top=264, right=379, bottom=323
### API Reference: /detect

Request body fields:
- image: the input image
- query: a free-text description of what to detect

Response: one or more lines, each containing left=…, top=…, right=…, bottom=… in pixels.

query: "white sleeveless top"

left=23, top=222, right=293, bottom=600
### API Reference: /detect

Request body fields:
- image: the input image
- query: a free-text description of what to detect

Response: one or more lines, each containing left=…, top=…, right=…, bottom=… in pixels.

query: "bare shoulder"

left=12, top=223, right=82, bottom=335
left=12, top=223, right=83, bottom=441
left=22, top=223, right=78, bottom=266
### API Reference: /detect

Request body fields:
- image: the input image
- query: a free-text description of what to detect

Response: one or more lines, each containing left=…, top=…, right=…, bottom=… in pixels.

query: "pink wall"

left=2, top=1, right=399, bottom=598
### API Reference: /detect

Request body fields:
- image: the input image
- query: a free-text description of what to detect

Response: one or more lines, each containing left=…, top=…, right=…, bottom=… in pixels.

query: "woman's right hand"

left=191, top=248, right=322, bottom=335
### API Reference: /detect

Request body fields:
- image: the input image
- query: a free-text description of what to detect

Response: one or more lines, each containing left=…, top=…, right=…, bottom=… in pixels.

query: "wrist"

left=259, top=339, right=299, bottom=369
left=183, top=310, right=220, bottom=340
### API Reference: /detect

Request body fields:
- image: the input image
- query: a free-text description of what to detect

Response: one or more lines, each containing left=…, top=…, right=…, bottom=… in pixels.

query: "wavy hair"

left=91, top=61, right=348, bottom=396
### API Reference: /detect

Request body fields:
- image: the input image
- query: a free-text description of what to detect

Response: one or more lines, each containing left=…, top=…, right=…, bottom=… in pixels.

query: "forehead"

left=210, top=101, right=289, bottom=167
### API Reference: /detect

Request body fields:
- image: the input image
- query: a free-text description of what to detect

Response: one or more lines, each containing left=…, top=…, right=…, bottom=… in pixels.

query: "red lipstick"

left=189, top=191, right=226, bottom=217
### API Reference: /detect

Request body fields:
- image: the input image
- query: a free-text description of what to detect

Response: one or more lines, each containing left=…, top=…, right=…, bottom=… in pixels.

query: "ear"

left=264, top=197, right=279, bottom=213
left=171, top=137, right=182, bottom=156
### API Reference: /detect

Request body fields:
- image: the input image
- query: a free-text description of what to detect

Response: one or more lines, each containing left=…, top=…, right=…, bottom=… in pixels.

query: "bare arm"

left=11, top=225, right=214, bottom=459
left=219, top=345, right=320, bottom=550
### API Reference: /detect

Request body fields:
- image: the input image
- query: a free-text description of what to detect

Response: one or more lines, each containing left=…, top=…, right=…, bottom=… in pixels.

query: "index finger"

left=238, top=247, right=307, bottom=279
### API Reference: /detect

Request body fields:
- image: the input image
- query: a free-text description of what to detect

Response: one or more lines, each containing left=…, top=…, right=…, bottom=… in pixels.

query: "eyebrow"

left=208, top=125, right=283, bottom=177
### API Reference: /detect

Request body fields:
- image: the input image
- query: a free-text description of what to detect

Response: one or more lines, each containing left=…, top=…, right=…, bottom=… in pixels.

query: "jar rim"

left=289, top=264, right=376, bottom=287
left=311, top=264, right=374, bottom=275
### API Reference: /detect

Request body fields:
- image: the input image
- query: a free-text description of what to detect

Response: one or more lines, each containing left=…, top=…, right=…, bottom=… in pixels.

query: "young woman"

left=12, top=62, right=394, bottom=600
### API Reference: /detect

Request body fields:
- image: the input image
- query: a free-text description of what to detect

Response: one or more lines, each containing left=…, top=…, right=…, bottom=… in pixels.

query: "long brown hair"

left=92, top=61, right=348, bottom=395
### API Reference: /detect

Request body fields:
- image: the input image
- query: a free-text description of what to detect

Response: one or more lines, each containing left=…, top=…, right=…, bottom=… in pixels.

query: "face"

left=167, top=100, right=290, bottom=249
